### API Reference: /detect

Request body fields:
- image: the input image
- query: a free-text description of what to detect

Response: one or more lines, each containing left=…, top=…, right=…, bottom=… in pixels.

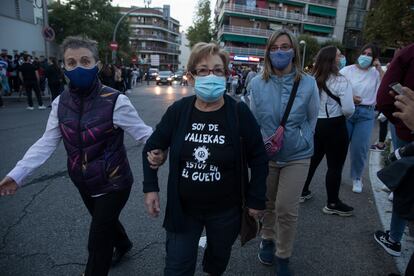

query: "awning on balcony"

left=221, top=34, right=267, bottom=45
left=303, top=24, right=333, bottom=34
left=272, top=0, right=306, bottom=7
left=308, top=5, right=336, bottom=17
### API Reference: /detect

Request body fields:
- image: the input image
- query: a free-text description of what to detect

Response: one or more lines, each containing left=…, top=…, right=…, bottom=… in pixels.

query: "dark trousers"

left=48, top=82, right=61, bottom=101
left=379, top=119, right=388, bottom=143
left=406, top=252, right=414, bottom=276
left=24, top=81, right=43, bottom=107
left=303, top=116, right=349, bottom=204
left=80, top=187, right=131, bottom=276
left=165, top=207, right=241, bottom=276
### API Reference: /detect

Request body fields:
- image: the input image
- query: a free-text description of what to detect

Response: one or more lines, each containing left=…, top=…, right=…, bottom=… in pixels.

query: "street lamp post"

left=299, top=40, right=306, bottom=70
left=112, top=6, right=147, bottom=64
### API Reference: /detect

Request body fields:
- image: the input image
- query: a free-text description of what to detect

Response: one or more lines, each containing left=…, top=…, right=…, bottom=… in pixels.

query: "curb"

left=368, top=150, right=414, bottom=273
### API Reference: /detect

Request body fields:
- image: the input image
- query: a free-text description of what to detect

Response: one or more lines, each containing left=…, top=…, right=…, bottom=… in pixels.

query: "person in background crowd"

left=374, top=43, right=414, bottom=259
left=0, top=59, right=10, bottom=96
left=249, top=30, right=319, bottom=276
left=142, top=42, right=268, bottom=276
left=339, top=43, right=383, bottom=193
left=300, top=46, right=355, bottom=217
left=231, top=74, right=239, bottom=96
left=114, top=65, right=124, bottom=93
left=244, top=67, right=257, bottom=95
left=0, top=36, right=154, bottom=276
left=131, top=66, right=139, bottom=88
left=45, top=57, right=64, bottom=102
left=99, top=63, right=116, bottom=89
left=38, top=56, right=48, bottom=94
left=19, top=54, right=45, bottom=110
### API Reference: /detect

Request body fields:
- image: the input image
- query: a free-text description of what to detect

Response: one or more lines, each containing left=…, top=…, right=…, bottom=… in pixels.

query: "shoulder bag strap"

left=324, top=86, right=342, bottom=106
left=280, top=79, right=300, bottom=127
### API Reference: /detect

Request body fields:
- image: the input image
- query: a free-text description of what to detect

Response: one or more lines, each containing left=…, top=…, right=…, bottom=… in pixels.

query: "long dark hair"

left=312, top=46, right=338, bottom=91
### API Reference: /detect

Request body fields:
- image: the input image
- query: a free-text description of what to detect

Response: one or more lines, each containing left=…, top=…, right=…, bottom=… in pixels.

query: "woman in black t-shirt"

left=142, top=43, right=268, bottom=276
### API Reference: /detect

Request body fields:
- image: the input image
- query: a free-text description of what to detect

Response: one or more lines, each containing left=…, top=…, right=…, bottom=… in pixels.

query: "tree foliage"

left=49, top=0, right=131, bottom=62
left=364, top=0, right=414, bottom=47
left=297, top=34, right=320, bottom=67
left=186, top=0, right=213, bottom=48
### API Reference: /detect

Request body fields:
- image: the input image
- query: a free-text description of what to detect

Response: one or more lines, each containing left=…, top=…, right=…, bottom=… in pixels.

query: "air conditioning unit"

left=249, top=18, right=255, bottom=22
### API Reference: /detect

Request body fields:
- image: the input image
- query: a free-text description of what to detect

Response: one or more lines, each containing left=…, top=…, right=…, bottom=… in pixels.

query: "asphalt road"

left=0, top=82, right=398, bottom=275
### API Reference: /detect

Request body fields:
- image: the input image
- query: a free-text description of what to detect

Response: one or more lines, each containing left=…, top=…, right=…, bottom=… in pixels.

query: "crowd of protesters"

left=0, top=32, right=413, bottom=276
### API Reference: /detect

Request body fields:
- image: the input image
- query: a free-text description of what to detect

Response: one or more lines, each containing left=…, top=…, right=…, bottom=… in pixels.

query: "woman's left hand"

left=147, top=149, right=168, bottom=169
left=248, top=208, right=264, bottom=220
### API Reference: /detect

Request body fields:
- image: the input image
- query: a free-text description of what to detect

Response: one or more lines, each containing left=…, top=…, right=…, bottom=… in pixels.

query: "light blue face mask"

left=357, top=55, right=373, bottom=69
left=194, top=74, right=226, bottom=103
left=338, top=56, right=347, bottom=70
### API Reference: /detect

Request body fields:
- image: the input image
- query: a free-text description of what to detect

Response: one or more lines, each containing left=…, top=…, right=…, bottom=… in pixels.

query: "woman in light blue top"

left=249, top=30, right=319, bottom=276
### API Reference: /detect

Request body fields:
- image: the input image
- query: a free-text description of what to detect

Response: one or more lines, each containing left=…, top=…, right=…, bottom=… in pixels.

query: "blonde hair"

left=262, top=30, right=303, bottom=82
left=187, top=42, right=229, bottom=75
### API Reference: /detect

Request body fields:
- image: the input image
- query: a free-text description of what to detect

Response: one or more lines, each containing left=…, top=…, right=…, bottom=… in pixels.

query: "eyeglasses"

left=192, top=68, right=226, bottom=77
left=270, top=44, right=292, bottom=52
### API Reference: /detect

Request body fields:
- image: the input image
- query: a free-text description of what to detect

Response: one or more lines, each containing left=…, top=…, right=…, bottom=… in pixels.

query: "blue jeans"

left=388, top=130, right=409, bottom=243
left=347, top=106, right=375, bottom=180
left=164, top=207, right=241, bottom=276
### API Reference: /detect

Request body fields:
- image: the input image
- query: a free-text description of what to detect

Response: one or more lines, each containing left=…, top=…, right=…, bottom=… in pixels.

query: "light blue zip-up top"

left=249, top=70, right=320, bottom=163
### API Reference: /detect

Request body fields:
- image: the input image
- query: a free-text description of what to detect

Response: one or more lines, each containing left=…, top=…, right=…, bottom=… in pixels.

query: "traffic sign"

left=109, top=41, right=118, bottom=50
left=42, top=26, right=55, bottom=42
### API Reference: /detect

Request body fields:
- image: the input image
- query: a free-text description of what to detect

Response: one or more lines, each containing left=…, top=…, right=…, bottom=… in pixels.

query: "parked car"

left=156, top=71, right=174, bottom=85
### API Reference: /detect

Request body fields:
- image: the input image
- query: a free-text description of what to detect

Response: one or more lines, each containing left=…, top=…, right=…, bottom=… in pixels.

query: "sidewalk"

left=369, top=150, right=414, bottom=273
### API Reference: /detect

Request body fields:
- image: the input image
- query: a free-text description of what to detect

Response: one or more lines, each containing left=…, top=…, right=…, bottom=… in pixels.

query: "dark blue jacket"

left=142, top=94, right=268, bottom=232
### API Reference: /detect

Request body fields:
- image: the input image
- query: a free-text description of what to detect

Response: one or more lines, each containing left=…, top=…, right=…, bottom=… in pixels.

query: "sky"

left=111, top=0, right=217, bottom=32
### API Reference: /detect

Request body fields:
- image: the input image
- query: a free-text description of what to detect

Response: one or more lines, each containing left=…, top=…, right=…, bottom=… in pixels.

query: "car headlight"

left=167, top=77, right=172, bottom=81
left=156, top=77, right=160, bottom=80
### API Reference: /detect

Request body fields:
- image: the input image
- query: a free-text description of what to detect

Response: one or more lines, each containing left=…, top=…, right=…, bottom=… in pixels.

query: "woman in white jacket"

left=300, top=46, right=355, bottom=216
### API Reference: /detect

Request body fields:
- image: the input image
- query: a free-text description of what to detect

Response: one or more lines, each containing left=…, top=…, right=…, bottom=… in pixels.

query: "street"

left=0, top=82, right=398, bottom=276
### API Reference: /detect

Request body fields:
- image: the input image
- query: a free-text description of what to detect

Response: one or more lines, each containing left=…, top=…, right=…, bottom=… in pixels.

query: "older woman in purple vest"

left=0, top=36, right=154, bottom=276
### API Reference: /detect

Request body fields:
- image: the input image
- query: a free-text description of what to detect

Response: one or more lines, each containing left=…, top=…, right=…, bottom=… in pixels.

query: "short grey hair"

left=61, top=36, right=99, bottom=62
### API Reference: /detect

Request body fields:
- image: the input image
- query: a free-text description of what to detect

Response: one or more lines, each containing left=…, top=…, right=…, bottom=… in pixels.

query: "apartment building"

left=1, top=0, right=46, bottom=57
left=215, top=0, right=349, bottom=63
left=121, top=5, right=181, bottom=70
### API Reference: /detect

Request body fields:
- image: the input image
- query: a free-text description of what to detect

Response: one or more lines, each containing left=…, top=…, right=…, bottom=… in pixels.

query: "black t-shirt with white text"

left=179, top=105, right=237, bottom=212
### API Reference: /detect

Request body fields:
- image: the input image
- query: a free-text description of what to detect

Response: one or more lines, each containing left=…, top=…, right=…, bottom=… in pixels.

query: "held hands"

left=353, top=95, right=362, bottom=105
left=147, top=149, right=168, bottom=169
left=144, top=192, right=160, bottom=217
left=0, top=176, right=18, bottom=196
left=373, top=58, right=382, bottom=69
left=248, top=208, right=264, bottom=220
left=393, top=87, right=414, bottom=131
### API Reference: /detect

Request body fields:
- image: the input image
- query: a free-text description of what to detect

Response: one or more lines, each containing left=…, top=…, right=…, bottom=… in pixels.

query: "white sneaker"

left=38, top=105, right=46, bottom=110
left=352, top=179, right=363, bottom=193
left=26, top=106, right=34, bottom=110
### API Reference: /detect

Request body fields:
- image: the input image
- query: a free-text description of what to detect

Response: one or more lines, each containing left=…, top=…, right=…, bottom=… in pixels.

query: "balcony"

left=131, top=34, right=180, bottom=45
left=219, top=3, right=335, bottom=27
left=283, top=0, right=338, bottom=8
left=219, top=25, right=274, bottom=39
left=130, top=22, right=180, bottom=34
left=224, top=46, right=265, bottom=57
left=136, top=46, right=180, bottom=55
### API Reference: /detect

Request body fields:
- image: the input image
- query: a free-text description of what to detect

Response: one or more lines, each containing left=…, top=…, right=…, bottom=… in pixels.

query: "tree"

left=49, top=0, right=131, bottom=63
left=320, top=40, right=344, bottom=53
left=297, top=34, right=320, bottom=68
left=186, top=0, right=213, bottom=48
left=364, top=0, right=414, bottom=47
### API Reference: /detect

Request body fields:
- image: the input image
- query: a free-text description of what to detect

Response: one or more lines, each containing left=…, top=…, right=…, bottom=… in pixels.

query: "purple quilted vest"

left=58, top=80, right=133, bottom=195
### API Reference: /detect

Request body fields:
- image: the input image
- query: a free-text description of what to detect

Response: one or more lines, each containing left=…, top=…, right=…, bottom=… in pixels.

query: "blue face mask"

left=64, top=64, right=98, bottom=90
left=194, top=74, right=226, bottom=103
left=269, top=49, right=294, bottom=70
left=357, top=55, right=373, bottom=69
left=338, top=56, right=347, bottom=70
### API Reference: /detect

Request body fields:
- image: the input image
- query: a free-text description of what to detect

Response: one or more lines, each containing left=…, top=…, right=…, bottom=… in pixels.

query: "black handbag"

left=235, top=102, right=261, bottom=246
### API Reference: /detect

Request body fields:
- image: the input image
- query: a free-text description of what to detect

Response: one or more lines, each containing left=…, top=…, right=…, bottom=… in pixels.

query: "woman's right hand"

left=0, top=176, right=18, bottom=196
left=353, top=95, right=362, bottom=105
